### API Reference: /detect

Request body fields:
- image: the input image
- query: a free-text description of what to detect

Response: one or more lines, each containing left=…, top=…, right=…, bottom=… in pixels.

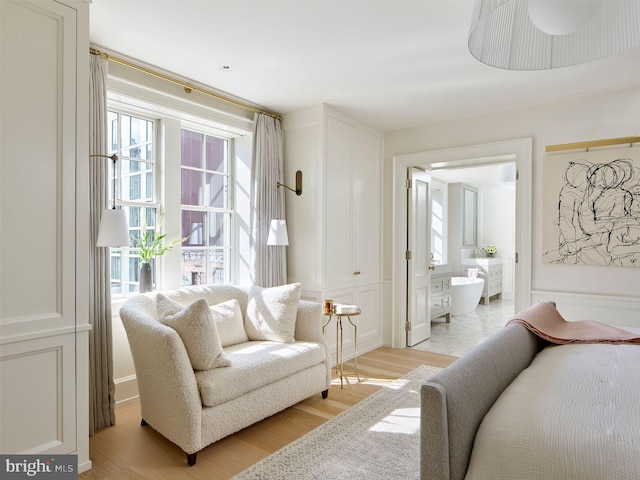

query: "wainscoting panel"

left=0, top=332, right=76, bottom=454
left=531, top=290, right=640, bottom=328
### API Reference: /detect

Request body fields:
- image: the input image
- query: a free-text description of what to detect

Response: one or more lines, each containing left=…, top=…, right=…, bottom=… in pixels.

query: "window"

left=105, top=99, right=239, bottom=296
left=107, top=110, right=158, bottom=294
left=180, top=129, right=232, bottom=286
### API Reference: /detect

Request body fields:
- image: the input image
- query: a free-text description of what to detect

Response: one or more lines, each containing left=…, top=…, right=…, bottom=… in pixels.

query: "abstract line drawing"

left=543, top=153, right=640, bottom=267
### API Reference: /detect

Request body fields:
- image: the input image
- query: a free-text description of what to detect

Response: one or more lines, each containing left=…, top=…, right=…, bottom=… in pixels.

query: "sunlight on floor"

left=329, top=372, right=420, bottom=389
left=369, top=407, right=420, bottom=435
left=330, top=376, right=398, bottom=388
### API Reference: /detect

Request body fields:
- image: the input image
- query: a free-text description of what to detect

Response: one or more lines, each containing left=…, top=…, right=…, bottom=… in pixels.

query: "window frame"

left=179, top=123, right=235, bottom=286
left=106, top=98, right=239, bottom=297
left=107, top=106, right=161, bottom=297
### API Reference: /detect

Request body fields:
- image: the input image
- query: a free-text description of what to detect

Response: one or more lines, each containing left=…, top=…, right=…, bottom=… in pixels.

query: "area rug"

left=231, top=364, right=442, bottom=480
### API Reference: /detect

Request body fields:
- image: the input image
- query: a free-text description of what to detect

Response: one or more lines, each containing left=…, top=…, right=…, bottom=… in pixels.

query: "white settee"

left=119, top=283, right=331, bottom=466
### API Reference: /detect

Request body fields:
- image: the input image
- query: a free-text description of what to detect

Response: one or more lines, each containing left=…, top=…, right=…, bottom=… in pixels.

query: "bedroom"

left=2, top=0, right=640, bottom=477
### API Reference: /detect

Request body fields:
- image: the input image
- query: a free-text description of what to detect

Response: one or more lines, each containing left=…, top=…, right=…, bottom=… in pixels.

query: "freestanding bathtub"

left=450, top=277, right=484, bottom=316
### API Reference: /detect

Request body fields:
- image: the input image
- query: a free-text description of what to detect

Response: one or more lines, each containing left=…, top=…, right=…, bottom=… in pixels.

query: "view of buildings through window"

left=106, top=108, right=233, bottom=295
left=108, top=110, right=157, bottom=294
left=180, top=129, right=232, bottom=286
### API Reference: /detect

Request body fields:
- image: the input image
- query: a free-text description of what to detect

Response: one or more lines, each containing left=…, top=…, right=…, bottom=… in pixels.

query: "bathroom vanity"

left=430, top=266, right=452, bottom=322
left=462, top=257, right=503, bottom=305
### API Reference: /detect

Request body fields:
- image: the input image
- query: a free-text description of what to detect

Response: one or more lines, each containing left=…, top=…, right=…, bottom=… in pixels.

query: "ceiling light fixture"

left=468, top=0, right=640, bottom=70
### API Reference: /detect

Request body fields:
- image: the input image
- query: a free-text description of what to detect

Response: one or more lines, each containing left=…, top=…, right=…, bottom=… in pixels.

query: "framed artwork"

left=542, top=146, right=640, bottom=267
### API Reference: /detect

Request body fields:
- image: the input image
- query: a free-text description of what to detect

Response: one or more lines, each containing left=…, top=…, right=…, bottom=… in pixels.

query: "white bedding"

left=465, top=342, right=640, bottom=480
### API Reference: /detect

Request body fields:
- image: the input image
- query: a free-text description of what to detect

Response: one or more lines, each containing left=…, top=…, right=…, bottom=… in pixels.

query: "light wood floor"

left=80, top=347, right=457, bottom=480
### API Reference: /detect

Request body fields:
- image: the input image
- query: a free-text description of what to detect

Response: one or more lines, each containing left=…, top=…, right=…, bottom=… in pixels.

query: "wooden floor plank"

left=80, top=346, right=456, bottom=480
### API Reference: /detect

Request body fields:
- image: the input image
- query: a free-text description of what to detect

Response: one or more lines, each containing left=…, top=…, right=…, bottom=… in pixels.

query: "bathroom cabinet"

left=462, top=258, right=503, bottom=305
left=482, top=264, right=503, bottom=304
left=430, top=273, right=452, bottom=322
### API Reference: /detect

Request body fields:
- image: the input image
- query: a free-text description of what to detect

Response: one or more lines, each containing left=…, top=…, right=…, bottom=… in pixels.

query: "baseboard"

left=531, top=290, right=640, bottom=328
left=114, top=374, right=139, bottom=406
left=78, top=459, right=93, bottom=474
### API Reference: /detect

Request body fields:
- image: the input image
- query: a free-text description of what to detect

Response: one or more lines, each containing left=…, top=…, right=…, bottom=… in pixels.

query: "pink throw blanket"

left=506, top=302, right=640, bottom=345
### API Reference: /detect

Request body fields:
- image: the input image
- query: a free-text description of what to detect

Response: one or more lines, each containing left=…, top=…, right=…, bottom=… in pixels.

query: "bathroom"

left=429, top=162, right=516, bottom=322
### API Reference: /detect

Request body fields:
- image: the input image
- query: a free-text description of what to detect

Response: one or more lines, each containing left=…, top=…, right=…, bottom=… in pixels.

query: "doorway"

left=391, top=138, right=532, bottom=349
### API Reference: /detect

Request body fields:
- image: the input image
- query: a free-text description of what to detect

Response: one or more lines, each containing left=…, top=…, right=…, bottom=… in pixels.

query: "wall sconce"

left=267, top=219, right=289, bottom=246
left=277, top=170, right=302, bottom=196
left=91, top=154, right=130, bottom=247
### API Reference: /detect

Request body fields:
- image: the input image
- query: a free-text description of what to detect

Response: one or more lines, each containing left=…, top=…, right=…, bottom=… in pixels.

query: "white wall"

left=479, top=184, right=515, bottom=297
left=384, top=86, right=640, bottom=305
left=446, top=183, right=465, bottom=276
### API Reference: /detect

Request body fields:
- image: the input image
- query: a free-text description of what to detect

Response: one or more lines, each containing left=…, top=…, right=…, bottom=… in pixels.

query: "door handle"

left=428, top=265, right=436, bottom=271
left=353, top=271, right=361, bottom=275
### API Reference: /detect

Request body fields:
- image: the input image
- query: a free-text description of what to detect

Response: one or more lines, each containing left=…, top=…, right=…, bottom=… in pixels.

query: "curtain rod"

left=90, top=47, right=281, bottom=120
left=545, top=136, right=640, bottom=153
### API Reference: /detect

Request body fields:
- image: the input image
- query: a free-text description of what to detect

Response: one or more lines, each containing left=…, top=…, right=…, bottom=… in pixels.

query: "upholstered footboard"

left=420, top=322, right=543, bottom=480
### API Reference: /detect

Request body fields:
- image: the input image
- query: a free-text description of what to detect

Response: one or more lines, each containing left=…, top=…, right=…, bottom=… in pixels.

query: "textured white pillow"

left=156, top=294, right=230, bottom=370
left=245, top=283, right=301, bottom=343
left=210, top=299, right=249, bottom=347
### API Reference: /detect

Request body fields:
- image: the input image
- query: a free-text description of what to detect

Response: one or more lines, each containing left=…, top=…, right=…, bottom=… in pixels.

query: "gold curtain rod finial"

left=277, top=170, right=303, bottom=196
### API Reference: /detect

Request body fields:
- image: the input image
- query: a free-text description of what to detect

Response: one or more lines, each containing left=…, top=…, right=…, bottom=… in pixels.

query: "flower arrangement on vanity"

left=483, top=245, right=497, bottom=257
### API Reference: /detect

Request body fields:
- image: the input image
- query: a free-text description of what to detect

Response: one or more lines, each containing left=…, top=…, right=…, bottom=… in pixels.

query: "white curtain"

left=250, top=113, right=287, bottom=287
left=89, top=54, right=116, bottom=434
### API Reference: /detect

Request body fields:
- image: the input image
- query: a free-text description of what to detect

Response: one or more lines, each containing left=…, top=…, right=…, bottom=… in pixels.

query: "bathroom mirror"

left=462, top=186, right=477, bottom=247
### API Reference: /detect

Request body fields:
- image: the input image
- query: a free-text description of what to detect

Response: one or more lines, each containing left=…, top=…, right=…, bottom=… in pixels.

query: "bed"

left=420, top=302, right=640, bottom=480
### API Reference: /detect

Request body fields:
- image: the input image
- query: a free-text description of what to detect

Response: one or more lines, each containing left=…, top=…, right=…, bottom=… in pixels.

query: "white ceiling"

left=431, top=162, right=513, bottom=188
left=89, top=0, right=640, bottom=133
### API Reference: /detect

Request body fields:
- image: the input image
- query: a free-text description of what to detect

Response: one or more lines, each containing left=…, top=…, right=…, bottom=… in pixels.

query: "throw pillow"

left=156, top=294, right=230, bottom=370
left=210, top=299, right=249, bottom=347
left=245, top=283, right=301, bottom=343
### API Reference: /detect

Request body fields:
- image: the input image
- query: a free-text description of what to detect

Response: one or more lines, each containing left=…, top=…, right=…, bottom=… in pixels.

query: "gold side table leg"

left=347, top=315, right=361, bottom=381
left=322, top=315, right=332, bottom=334
left=335, top=317, right=339, bottom=377
left=337, top=318, right=344, bottom=388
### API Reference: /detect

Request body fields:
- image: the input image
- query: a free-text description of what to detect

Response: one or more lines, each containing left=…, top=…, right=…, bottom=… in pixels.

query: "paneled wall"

left=0, top=0, right=90, bottom=471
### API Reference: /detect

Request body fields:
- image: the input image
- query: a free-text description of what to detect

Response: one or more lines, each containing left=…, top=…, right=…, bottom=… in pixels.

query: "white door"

left=407, top=167, right=432, bottom=346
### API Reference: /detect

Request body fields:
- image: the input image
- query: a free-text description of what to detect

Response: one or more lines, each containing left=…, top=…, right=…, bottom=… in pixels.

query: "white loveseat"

left=119, top=283, right=331, bottom=466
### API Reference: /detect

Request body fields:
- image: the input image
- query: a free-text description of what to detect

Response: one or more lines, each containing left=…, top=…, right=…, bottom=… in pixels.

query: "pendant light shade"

left=96, top=208, right=130, bottom=247
left=527, top=0, right=604, bottom=36
left=469, top=0, right=640, bottom=70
